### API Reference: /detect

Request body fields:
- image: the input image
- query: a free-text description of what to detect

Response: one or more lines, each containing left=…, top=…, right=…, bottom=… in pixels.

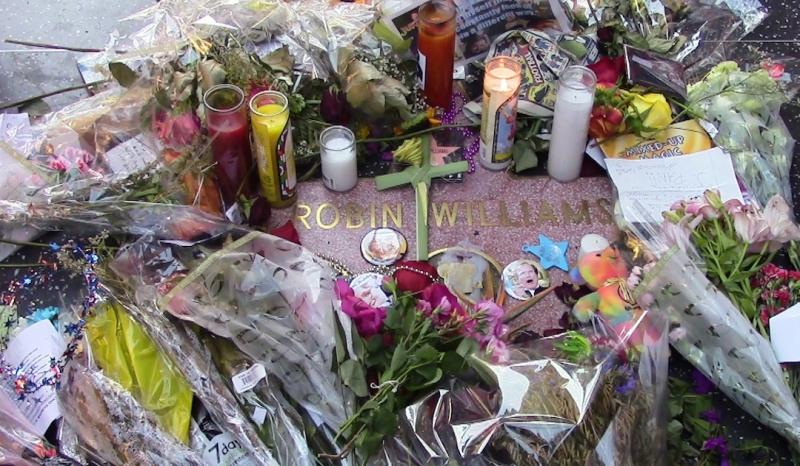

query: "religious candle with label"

left=249, top=91, right=297, bottom=208
left=479, top=56, right=522, bottom=171
left=204, top=84, right=254, bottom=206
left=320, top=125, right=357, bottom=192
left=417, top=0, right=456, bottom=108
left=547, top=66, right=597, bottom=182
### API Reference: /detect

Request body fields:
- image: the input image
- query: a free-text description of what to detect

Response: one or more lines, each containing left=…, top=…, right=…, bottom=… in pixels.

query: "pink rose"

left=335, top=279, right=386, bottom=337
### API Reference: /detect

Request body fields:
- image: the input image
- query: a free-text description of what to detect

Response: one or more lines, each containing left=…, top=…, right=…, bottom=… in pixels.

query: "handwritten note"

left=2, top=320, right=66, bottom=436
left=105, top=135, right=158, bottom=175
left=605, top=147, right=743, bottom=223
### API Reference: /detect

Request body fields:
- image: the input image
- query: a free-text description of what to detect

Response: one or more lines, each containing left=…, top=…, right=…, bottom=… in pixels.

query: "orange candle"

left=417, top=1, right=456, bottom=108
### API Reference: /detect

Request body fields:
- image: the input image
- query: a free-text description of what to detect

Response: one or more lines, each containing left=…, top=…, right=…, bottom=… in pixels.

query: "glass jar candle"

left=204, top=84, right=254, bottom=206
left=547, top=66, right=597, bottom=183
left=479, top=56, right=523, bottom=171
left=320, top=126, right=357, bottom=192
left=249, top=91, right=297, bottom=208
left=417, top=0, right=456, bottom=108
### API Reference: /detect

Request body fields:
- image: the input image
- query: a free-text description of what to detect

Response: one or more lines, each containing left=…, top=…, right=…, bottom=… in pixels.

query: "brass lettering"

left=466, top=202, right=473, bottom=226
left=433, top=201, right=460, bottom=227
left=295, top=203, right=312, bottom=230
left=344, top=203, right=365, bottom=229
left=596, top=198, right=614, bottom=225
left=316, top=203, right=340, bottom=229
left=499, top=200, right=522, bottom=227
left=521, top=200, right=533, bottom=226
left=478, top=201, right=495, bottom=227
left=536, top=201, right=559, bottom=225
left=562, top=200, right=590, bottom=224
left=382, top=203, right=403, bottom=228
left=370, top=203, right=377, bottom=228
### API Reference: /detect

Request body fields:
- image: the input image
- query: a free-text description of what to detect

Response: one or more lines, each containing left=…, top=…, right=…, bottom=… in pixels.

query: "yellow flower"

left=630, top=93, right=672, bottom=131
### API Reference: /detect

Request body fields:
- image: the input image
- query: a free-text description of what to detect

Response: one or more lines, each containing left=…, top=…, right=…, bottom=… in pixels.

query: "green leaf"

left=339, top=359, right=368, bottom=397
left=355, top=429, right=384, bottom=457
left=372, top=22, right=412, bottom=53
left=456, top=338, right=479, bottom=358
left=441, top=351, right=467, bottom=374
left=333, top=315, right=349, bottom=366
left=413, top=344, right=441, bottom=364
left=388, top=343, right=407, bottom=375
left=384, top=305, right=403, bottom=331
left=371, top=399, right=398, bottom=436
left=407, top=367, right=442, bottom=391
left=19, top=98, right=51, bottom=117
left=512, top=140, right=539, bottom=173
left=400, top=306, right=416, bottom=337
left=667, top=419, right=683, bottom=436
left=109, top=62, right=138, bottom=88
left=261, top=46, right=294, bottom=75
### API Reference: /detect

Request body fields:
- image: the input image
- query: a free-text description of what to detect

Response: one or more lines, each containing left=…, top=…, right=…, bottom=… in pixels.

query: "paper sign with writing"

left=606, top=147, right=743, bottom=223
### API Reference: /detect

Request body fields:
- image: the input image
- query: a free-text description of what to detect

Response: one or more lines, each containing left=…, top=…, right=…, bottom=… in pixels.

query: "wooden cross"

left=375, top=135, right=468, bottom=260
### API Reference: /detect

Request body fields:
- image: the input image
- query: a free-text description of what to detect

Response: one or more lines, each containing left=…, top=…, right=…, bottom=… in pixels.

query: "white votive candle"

left=320, top=125, right=357, bottom=192
left=547, top=66, right=597, bottom=183
left=578, top=234, right=610, bottom=259
left=480, top=56, right=522, bottom=171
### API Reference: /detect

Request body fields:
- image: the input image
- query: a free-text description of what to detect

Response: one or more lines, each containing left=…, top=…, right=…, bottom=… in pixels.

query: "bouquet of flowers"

left=630, top=190, right=800, bottom=451
left=0, top=200, right=670, bottom=464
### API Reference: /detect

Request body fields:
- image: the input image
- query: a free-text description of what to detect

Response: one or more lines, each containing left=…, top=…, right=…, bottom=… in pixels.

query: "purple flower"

left=702, top=436, right=729, bottom=456
left=320, top=89, right=350, bottom=125
left=418, top=283, right=462, bottom=327
left=616, top=375, right=637, bottom=395
left=692, top=369, right=716, bottom=394
left=335, top=279, right=387, bottom=337
left=700, top=408, right=722, bottom=424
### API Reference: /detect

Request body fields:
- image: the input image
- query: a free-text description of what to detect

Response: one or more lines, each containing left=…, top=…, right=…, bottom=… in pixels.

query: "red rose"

left=588, top=56, right=625, bottom=86
left=589, top=105, right=625, bottom=139
left=393, top=260, right=438, bottom=293
left=270, top=220, right=301, bottom=245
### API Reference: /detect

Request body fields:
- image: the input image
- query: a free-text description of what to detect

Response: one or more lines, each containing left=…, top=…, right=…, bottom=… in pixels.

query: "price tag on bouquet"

left=202, top=432, right=253, bottom=466
left=231, top=363, right=266, bottom=394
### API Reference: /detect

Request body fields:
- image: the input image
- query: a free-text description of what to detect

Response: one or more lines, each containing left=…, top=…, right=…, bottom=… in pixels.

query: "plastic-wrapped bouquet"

left=633, top=190, right=800, bottom=451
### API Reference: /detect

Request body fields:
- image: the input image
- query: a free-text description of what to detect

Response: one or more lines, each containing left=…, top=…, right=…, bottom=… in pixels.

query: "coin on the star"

left=360, top=228, right=408, bottom=266
left=502, top=259, right=550, bottom=301
left=350, top=273, right=391, bottom=309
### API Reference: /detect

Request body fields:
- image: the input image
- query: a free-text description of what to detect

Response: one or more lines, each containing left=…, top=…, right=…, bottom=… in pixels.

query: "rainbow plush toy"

left=572, top=246, right=653, bottom=347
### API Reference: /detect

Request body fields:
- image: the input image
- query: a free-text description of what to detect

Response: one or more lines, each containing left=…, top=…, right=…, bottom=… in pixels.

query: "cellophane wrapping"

left=637, top=245, right=800, bottom=451
left=57, top=357, right=204, bottom=465
left=0, top=200, right=669, bottom=464
left=551, top=0, right=765, bottom=75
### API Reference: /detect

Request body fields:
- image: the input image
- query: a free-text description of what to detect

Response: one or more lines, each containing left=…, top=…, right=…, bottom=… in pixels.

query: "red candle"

left=204, top=84, right=254, bottom=205
left=418, top=1, right=456, bottom=108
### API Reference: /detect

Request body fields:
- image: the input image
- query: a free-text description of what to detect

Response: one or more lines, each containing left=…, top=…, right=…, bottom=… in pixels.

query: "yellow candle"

left=249, top=92, right=297, bottom=208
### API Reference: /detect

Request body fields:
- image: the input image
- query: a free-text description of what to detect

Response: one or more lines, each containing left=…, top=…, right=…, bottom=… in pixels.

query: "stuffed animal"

left=571, top=245, right=656, bottom=347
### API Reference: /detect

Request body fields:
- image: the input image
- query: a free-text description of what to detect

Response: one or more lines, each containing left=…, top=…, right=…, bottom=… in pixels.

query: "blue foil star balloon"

left=523, top=235, right=570, bottom=271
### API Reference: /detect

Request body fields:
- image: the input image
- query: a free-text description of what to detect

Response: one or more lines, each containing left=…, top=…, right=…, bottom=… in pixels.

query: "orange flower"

left=588, top=105, right=625, bottom=139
